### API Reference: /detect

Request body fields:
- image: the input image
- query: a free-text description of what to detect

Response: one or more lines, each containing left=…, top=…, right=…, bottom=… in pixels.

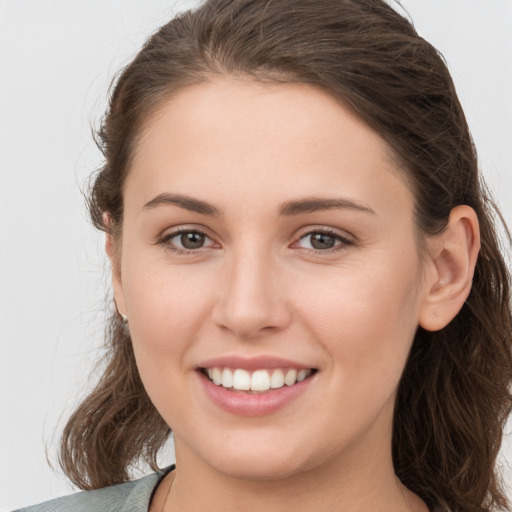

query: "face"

left=111, top=78, right=431, bottom=481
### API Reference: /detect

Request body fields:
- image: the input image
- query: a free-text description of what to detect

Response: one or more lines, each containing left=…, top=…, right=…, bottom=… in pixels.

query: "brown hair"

left=60, top=1, right=512, bottom=510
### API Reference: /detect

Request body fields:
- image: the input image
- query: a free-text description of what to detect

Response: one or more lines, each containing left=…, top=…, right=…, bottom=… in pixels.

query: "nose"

left=211, top=248, right=292, bottom=339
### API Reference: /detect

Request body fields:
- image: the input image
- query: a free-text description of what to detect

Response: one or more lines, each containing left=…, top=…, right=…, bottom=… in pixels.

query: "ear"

left=104, top=215, right=127, bottom=318
left=418, top=205, right=480, bottom=332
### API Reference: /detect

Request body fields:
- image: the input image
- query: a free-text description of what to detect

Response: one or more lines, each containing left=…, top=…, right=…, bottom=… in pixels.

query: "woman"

left=16, top=0, right=512, bottom=511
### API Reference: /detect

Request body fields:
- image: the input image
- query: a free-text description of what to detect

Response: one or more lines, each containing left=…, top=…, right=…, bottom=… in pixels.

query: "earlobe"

left=418, top=205, right=480, bottom=332
left=105, top=231, right=116, bottom=260
left=104, top=228, right=127, bottom=319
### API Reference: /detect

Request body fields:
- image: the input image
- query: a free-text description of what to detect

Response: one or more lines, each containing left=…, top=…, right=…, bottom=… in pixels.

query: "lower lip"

left=198, top=371, right=315, bottom=416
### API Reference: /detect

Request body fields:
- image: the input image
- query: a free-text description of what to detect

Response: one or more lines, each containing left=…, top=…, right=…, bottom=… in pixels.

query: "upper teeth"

left=206, top=367, right=312, bottom=392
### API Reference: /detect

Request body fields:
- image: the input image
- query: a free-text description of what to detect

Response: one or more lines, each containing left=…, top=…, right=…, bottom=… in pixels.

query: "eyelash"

left=293, top=228, right=353, bottom=254
left=158, top=228, right=215, bottom=255
left=157, top=227, right=353, bottom=255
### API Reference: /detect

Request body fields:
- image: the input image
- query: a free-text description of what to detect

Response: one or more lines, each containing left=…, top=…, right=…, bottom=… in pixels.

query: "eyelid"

left=157, top=223, right=216, bottom=240
left=157, top=225, right=220, bottom=253
left=291, top=226, right=355, bottom=252
left=156, top=224, right=354, bottom=254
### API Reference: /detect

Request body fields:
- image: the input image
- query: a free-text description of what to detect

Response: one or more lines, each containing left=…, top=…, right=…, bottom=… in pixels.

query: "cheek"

left=295, top=252, right=422, bottom=395
left=121, top=260, right=215, bottom=363
left=120, top=262, right=217, bottom=428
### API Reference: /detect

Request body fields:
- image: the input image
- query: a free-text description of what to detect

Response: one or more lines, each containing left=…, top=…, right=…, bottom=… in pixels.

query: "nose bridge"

left=213, top=241, right=290, bottom=338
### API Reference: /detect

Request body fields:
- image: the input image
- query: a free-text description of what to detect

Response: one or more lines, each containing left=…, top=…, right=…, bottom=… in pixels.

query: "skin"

left=108, top=78, right=480, bottom=511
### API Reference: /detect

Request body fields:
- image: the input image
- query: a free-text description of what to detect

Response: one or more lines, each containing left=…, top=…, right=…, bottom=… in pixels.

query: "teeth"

left=270, top=369, right=285, bottom=389
left=284, top=369, right=297, bottom=386
left=212, top=367, right=222, bottom=385
left=233, top=369, right=251, bottom=390
left=221, top=368, right=233, bottom=388
left=251, top=370, right=270, bottom=391
left=297, top=369, right=308, bottom=382
left=205, top=367, right=313, bottom=391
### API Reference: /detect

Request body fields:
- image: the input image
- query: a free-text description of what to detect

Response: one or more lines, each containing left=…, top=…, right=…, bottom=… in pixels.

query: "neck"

left=163, top=439, right=427, bottom=512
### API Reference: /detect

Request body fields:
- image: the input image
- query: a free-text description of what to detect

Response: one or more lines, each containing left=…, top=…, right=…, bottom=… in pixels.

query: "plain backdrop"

left=0, top=1, right=511, bottom=510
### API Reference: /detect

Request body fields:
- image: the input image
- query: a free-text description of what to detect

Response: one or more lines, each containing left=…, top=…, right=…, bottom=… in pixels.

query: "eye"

left=160, top=229, right=217, bottom=252
left=295, top=230, right=352, bottom=252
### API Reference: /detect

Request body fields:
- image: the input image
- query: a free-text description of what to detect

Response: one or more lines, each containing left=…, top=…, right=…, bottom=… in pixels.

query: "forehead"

left=126, top=78, right=412, bottom=218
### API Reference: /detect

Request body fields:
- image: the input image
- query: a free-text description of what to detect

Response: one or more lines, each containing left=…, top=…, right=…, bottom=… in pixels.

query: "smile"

left=203, top=367, right=315, bottom=392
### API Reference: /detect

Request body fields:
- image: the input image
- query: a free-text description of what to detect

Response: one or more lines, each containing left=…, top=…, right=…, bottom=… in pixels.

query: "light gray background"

left=1, top=1, right=511, bottom=510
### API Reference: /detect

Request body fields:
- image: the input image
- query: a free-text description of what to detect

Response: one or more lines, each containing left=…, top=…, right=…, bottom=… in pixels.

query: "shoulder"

left=13, top=467, right=173, bottom=512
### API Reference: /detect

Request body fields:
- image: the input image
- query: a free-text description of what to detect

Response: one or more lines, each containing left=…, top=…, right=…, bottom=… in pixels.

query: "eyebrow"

left=143, top=193, right=375, bottom=217
left=143, top=193, right=222, bottom=216
left=279, top=197, right=375, bottom=216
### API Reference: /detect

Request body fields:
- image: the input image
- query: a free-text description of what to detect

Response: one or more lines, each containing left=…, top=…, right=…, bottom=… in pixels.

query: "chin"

left=204, top=444, right=315, bottom=482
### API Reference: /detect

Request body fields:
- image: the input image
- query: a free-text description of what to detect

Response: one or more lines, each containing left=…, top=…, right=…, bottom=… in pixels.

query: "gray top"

left=13, top=467, right=173, bottom=512
left=14, top=465, right=443, bottom=512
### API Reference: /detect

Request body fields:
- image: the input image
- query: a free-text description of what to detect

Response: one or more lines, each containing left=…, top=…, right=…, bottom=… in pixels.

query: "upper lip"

left=197, top=355, right=316, bottom=371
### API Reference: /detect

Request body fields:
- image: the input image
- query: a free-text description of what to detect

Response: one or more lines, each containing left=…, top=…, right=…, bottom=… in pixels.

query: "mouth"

left=200, top=367, right=317, bottom=393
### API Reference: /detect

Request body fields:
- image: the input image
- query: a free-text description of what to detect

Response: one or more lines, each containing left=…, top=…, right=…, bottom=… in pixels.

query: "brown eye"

left=162, top=229, right=216, bottom=252
left=309, top=233, right=336, bottom=250
left=296, top=230, right=351, bottom=252
left=180, top=231, right=205, bottom=249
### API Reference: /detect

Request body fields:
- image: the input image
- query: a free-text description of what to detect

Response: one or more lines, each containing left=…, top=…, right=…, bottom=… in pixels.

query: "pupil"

left=311, top=233, right=335, bottom=250
left=181, top=232, right=205, bottom=249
